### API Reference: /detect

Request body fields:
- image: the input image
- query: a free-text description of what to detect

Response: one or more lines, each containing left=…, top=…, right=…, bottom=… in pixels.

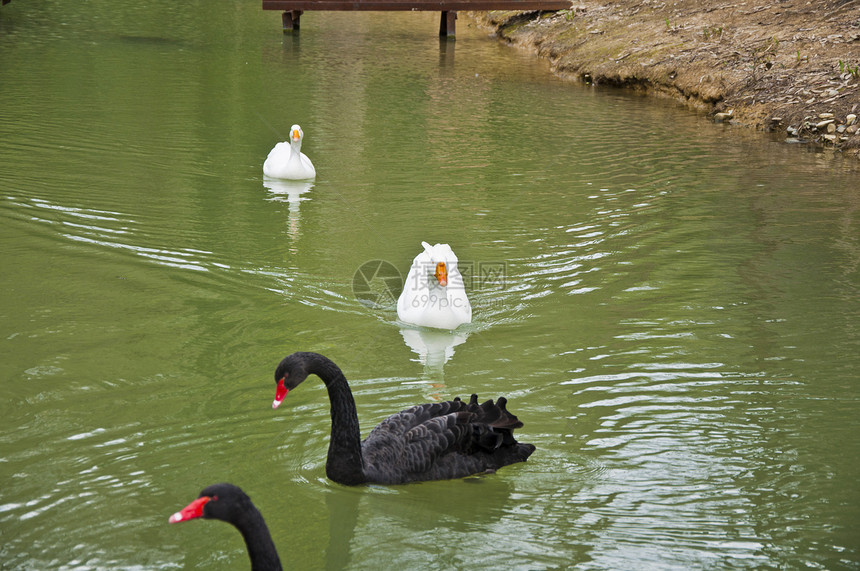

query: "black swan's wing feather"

left=366, top=397, right=470, bottom=437
left=359, top=398, right=469, bottom=477
left=361, top=394, right=534, bottom=484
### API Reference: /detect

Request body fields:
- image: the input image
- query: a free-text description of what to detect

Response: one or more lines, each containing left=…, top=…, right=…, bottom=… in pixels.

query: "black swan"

left=169, top=483, right=282, bottom=571
left=271, top=351, right=535, bottom=485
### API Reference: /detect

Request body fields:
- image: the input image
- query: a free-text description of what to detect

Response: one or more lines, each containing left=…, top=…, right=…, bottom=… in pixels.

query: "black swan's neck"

left=304, top=353, right=365, bottom=485
left=235, top=507, right=282, bottom=571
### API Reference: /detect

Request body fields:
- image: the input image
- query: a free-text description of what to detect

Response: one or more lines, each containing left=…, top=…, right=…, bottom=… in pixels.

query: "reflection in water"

left=346, top=477, right=523, bottom=569
left=438, top=36, right=455, bottom=72
left=399, top=326, right=469, bottom=390
left=324, top=487, right=360, bottom=571
left=263, top=178, right=314, bottom=243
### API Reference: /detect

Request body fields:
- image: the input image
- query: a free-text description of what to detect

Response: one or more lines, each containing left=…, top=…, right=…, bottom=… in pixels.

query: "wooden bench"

left=262, top=0, right=571, bottom=37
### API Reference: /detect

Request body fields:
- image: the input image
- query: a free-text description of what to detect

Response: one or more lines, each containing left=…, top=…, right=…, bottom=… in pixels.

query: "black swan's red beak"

left=169, top=495, right=211, bottom=524
left=272, top=377, right=289, bottom=410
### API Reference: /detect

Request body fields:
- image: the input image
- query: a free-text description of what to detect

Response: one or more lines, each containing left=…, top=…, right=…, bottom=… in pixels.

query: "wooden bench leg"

left=439, top=10, right=457, bottom=38
left=282, top=10, right=302, bottom=33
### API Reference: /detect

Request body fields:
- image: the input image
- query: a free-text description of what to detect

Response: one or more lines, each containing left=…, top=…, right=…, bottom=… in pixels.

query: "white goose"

left=263, top=124, right=316, bottom=180
left=397, top=242, right=472, bottom=330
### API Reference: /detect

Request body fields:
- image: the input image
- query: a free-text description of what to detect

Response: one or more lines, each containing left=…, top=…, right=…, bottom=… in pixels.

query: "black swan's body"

left=169, top=483, right=282, bottom=571
left=271, top=351, right=535, bottom=485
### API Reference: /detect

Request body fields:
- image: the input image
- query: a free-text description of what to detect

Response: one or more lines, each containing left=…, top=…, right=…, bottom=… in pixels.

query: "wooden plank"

left=264, top=0, right=570, bottom=10
left=439, top=10, right=457, bottom=36
left=282, top=9, right=303, bottom=30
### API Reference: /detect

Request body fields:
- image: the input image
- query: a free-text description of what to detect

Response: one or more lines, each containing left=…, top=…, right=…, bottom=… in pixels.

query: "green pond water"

left=1, top=1, right=859, bottom=569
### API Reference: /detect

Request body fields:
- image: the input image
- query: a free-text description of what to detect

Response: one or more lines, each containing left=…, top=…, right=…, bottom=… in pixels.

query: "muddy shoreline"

left=469, top=1, right=860, bottom=160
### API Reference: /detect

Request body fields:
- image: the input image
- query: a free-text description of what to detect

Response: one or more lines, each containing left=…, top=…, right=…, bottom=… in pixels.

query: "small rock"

left=816, top=119, right=835, bottom=129
left=847, top=125, right=858, bottom=135
left=827, top=123, right=836, bottom=133
left=823, top=134, right=837, bottom=142
left=826, top=89, right=839, bottom=97
left=847, top=114, right=857, bottom=126
left=771, top=117, right=782, bottom=123
left=714, top=111, right=733, bottom=122
left=837, top=124, right=847, bottom=133
left=819, top=112, right=835, bottom=119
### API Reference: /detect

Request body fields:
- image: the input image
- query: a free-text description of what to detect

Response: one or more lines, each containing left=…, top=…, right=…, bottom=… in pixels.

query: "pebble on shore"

left=783, top=111, right=860, bottom=145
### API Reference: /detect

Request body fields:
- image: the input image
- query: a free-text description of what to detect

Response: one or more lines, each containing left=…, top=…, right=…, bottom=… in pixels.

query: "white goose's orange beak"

left=435, top=262, right=448, bottom=287
left=291, top=128, right=301, bottom=142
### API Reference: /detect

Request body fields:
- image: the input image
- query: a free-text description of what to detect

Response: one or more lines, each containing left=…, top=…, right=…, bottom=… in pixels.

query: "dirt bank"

left=471, top=1, right=860, bottom=159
